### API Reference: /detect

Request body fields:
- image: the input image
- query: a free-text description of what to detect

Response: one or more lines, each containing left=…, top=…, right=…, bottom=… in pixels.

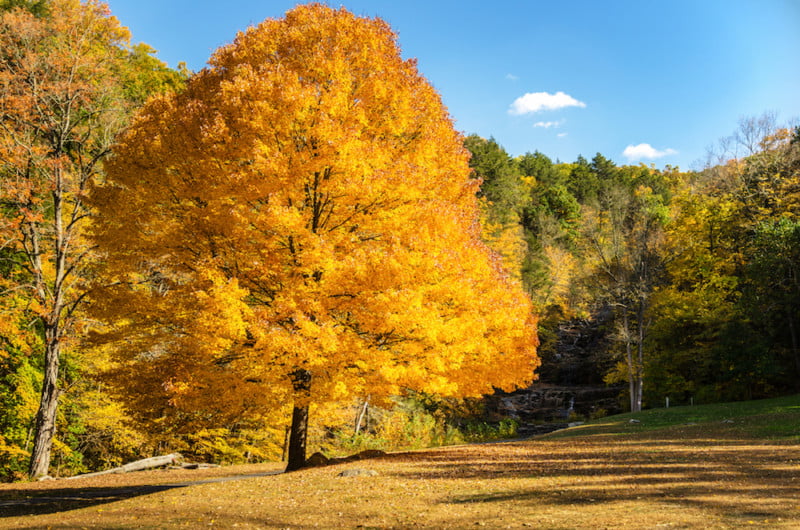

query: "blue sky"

left=106, top=0, right=800, bottom=170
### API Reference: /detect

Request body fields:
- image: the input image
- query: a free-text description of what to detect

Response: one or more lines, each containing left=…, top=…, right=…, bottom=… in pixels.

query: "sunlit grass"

left=1, top=395, right=799, bottom=528
left=544, top=393, right=800, bottom=441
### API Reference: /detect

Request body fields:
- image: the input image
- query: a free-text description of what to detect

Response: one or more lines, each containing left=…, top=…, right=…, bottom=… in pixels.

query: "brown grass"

left=1, top=423, right=799, bottom=529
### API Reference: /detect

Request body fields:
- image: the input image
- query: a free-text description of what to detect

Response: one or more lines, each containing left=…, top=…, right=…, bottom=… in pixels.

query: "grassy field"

left=1, top=395, right=799, bottom=529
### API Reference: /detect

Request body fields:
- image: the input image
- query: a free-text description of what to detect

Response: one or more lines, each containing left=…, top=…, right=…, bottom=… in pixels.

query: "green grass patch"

left=544, top=393, right=800, bottom=441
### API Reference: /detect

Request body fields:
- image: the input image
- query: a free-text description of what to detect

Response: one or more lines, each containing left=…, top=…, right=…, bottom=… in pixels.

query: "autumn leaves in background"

left=469, top=123, right=800, bottom=416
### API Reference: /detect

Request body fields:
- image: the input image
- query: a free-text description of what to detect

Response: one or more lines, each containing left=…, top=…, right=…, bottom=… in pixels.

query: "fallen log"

left=169, top=462, right=220, bottom=470
left=65, top=453, right=183, bottom=480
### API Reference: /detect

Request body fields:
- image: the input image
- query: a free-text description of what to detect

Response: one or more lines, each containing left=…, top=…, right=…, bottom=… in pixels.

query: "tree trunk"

left=354, top=395, right=370, bottom=435
left=627, top=348, right=638, bottom=412
left=28, top=335, right=61, bottom=479
left=788, top=313, right=800, bottom=380
left=66, top=453, right=183, bottom=479
left=285, top=404, right=310, bottom=472
left=631, top=378, right=643, bottom=413
left=285, top=369, right=312, bottom=472
left=622, top=311, right=641, bottom=413
left=635, top=300, right=645, bottom=412
left=281, top=426, right=290, bottom=462
left=28, top=168, right=68, bottom=480
left=635, top=378, right=643, bottom=412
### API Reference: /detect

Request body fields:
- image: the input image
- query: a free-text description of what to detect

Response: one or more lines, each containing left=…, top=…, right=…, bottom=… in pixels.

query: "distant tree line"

left=466, top=115, right=800, bottom=412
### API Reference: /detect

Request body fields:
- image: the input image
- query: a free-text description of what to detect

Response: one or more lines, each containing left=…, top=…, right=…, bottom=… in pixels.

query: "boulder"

left=337, top=468, right=378, bottom=478
left=305, top=452, right=330, bottom=467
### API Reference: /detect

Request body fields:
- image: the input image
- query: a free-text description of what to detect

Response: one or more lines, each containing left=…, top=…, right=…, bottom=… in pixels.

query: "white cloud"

left=509, top=91, right=586, bottom=115
left=557, top=132, right=568, bottom=138
left=506, top=73, right=519, bottom=81
left=533, top=120, right=563, bottom=128
left=623, top=143, right=678, bottom=160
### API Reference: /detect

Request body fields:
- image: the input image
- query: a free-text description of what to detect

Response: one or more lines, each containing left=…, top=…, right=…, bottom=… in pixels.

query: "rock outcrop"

left=485, top=308, right=625, bottom=430
left=487, top=384, right=623, bottom=424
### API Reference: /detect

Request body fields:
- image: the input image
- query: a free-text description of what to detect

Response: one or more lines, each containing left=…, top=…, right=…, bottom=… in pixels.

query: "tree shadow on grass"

left=383, top=439, right=800, bottom=524
left=0, top=484, right=179, bottom=517
left=0, top=472, right=280, bottom=517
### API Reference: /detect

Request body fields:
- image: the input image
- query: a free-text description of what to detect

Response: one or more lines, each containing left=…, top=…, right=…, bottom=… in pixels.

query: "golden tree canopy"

left=90, top=3, right=539, bottom=426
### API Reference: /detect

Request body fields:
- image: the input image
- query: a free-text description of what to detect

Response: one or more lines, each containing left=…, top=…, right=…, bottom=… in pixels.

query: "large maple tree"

left=91, top=4, right=539, bottom=470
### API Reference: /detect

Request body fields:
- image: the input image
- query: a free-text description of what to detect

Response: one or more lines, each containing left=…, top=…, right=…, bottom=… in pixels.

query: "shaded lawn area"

left=1, top=417, right=798, bottom=529
left=0, top=463, right=284, bottom=518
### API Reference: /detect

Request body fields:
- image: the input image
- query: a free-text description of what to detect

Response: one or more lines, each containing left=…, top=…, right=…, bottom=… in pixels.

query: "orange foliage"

left=90, top=4, right=539, bottom=429
left=0, top=0, right=133, bottom=478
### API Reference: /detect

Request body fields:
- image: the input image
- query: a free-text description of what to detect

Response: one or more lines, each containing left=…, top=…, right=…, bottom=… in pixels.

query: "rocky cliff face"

left=487, top=384, right=623, bottom=423
left=487, top=307, right=624, bottom=425
left=537, top=309, right=616, bottom=387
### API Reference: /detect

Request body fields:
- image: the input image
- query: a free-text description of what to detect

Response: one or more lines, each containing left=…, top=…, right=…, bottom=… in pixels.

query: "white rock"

left=337, top=468, right=378, bottom=478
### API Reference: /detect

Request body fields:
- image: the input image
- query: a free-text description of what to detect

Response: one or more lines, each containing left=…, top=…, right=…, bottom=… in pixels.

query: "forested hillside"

left=1, top=0, right=798, bottom=481
left=468, top=119, right=800, bottom=413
